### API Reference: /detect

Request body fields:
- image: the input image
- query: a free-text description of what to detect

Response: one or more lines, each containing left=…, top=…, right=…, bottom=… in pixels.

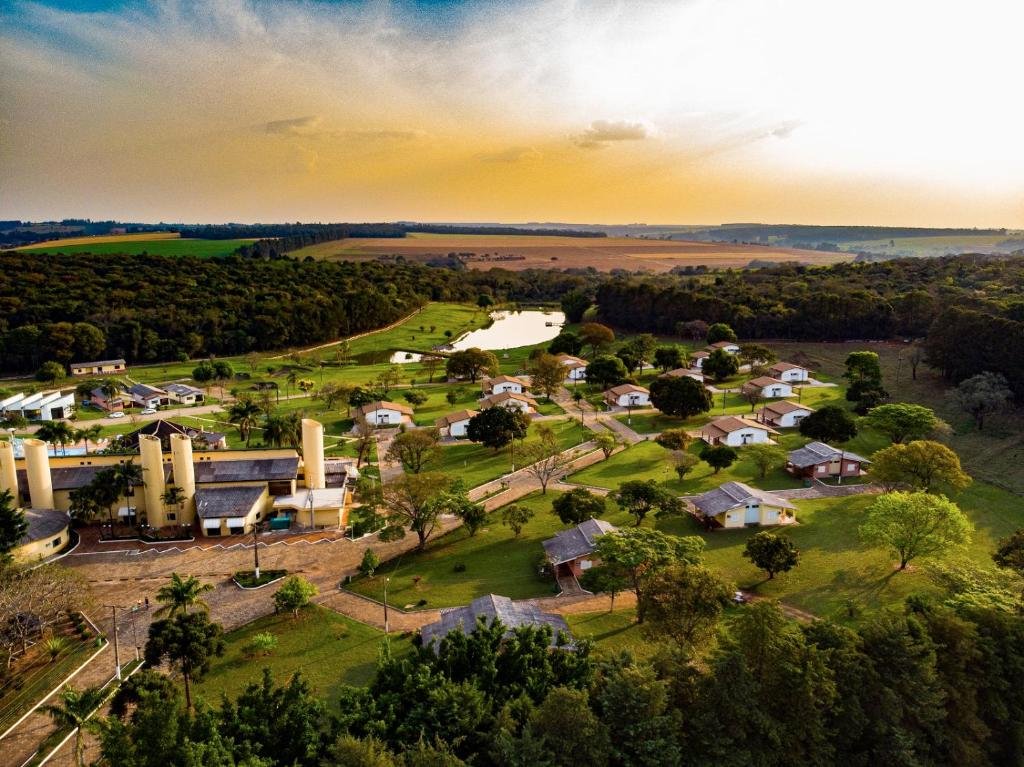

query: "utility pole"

left=109, top=605, right=121, bottom=680
left=383, top=577, right=390, bottom=635
left=253, top=522, right=261, bottom=580
left=129, top=604, right=140, bottom=660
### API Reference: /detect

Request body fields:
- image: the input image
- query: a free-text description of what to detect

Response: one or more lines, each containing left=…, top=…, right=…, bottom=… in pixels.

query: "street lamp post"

left=382, top=577, right=390, bottom=635
left=108, top=605, right=122, bottom=680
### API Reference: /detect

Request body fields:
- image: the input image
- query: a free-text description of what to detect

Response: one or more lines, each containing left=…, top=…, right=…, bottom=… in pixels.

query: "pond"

left=451, top=309, right=565, bottom=351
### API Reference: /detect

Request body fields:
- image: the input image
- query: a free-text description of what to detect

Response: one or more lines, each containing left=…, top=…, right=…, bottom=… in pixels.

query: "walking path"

left=267, top=306, right=424, bottom=360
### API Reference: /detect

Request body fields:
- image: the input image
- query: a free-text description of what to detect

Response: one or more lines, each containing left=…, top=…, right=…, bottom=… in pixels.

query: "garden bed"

left=232, top=569, right=288, bottom=589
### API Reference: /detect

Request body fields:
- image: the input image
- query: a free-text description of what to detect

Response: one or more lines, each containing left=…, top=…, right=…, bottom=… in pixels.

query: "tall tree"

left=744, top=444, right=787, bottom=479
left=382, top=472, right=452, bottom=549
left=155, top=572, right=214, bottom=617
left=579, top=323, right=615, bottom=355
left=529, top=353, right=566, bottom=401
left=610, top=480, right=684, bottom=526
left=385, top=429, right=440, bottom=474
left=0, top=490, right=28, bottom=564
left=649, top=375, right=713, bottom=418
left=798, top=404, right=858, bottom=443
left=860, top=491, right=972, bottom=570
left=869, top=440, right=972, bottom=494
left=446, top=348, right=499, bottom=383
left=706, top=323, right=737, bottom=344
left=228, top=398, right=262, bottom=447
left=593, top=528, right=704, bottom=623
left=638, top=562, right=732, bottom=651
left=144, top=611, right=225, bottom=710
left=864, top=403, right=940, bottom=444
left=701, top=349, right=739, bottom=382
left=519, top=425, right=574, bottom=494
left=466, top=407, right=529, bottom=452
left=743, top=531, right=800, bottom=579
left=42, top=685, right=106, bottom=767
left=551, top=488, right=606, bottom=525
left=583, top=355, right=628, bottom=390
left=949, top=372, right=1012, bottom=430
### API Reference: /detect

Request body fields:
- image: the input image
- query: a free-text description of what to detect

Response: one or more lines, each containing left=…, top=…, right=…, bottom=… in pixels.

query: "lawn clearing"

left=566, top=609, right=660, bottom=660
left=193, top=606, right=406, bottom=707
left=436, top=418, right=589, bottom=488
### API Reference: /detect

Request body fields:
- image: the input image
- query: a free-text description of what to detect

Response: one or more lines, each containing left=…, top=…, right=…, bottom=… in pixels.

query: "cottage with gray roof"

left=691, top=481, right=796, bottom=529
left=543, top=519, right=616, bottom=578
left=786, top=442, right=869, bottom=480
left=419, top=594, right=573, bottom=650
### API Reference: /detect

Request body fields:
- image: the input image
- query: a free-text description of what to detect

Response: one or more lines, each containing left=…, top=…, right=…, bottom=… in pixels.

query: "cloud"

left=476, top=146, right=543, bottom=163
left=572, top=120, right=649, bottom=149
left=768, top=121, right=801, bottom=139
left=339, top=129, right=422, bottom=142
left=264, top=115, right=322, bottom=136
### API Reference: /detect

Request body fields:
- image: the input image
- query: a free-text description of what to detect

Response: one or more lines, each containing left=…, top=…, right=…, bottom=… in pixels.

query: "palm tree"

left=262, top=415, right=286, bottom=448
left=154, top=572, right=213, bottom=617
left=281, top=412, right=303, bottom=453
left=42, top=685, right=106, bottom=767
left=228, top=400, right=262, bottom=447
left=89, top=467, right=122, bottom=524
left=112, top=461, right=144, bottom=521
left=286, top=371, right=298, bottom=398
left=74, top=424, right=103, bottom=455
left=35, top=421, right=75, bottom=455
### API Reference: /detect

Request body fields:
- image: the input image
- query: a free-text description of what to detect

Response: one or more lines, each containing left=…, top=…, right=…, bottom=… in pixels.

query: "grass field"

left=15, top=235, right=254, bottom=258
left=436, top=418, right=588, bottom=488
left=288, top=232, right=850, bottom=273
left=193, top=606, right=407, bottom=706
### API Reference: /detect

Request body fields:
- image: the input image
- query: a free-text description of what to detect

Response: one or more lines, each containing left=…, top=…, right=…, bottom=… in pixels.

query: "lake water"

left=451, top=309, right=565, bottom=351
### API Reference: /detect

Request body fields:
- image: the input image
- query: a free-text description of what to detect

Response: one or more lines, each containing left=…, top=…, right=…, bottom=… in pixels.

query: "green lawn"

left=17, top=238, right=253, bottom=258
left=436, top=418, right=590, bottom=488
left=193, top=606, right=407, bottom=707
left=347, top=492, right=582, bottom=608
left=566, top=609, right=659, bottom=660
left=568, top=439, right=806, bottom=496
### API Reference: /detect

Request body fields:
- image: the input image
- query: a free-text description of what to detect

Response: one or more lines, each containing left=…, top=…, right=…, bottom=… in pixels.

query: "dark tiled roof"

left=17, top=464, right=171, bottom=493
left=190, top=456, right=299, bottom=484
left=787, top=441, right=869, bottom=469
left=20, top=509, right=69, bottom=543
left=128, top=383, right=167, bottom=398
left=420, top=594, right=572, bottom=649
left=542, top=519, right=616, bottom=565
left=692, top=481, right=796, bottom=517
left=194, top=486, right=265, bottom=519
left=71, top=359, right=125, bottom=368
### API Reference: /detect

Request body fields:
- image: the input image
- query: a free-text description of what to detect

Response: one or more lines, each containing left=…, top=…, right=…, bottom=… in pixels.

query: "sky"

left=2, top=0, right=1023, bottom=227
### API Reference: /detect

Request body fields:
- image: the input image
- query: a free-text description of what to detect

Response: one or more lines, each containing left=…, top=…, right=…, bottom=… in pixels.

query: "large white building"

left=0, top=390, right=76, bottom=421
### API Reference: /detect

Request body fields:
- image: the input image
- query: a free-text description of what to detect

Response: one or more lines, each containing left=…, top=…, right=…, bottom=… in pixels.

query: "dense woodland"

left=92, top=598, right=1024, bottom=767
left=2, top=253, right=1023, bottom=397
left=0, top=253, right=587, bottom=371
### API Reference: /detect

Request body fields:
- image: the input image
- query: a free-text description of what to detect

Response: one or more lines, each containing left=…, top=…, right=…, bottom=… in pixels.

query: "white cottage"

left=706, top=341, right=741, bottom=355
left=480, top=391, right=537, bottom=415
left=603, top=384, right=650, bottom=408
left=700, top=416, right=777, bottom=447
left=769, top=362, right=811, bottom=383
left=691, top=481, right=796, bottom=529
left=481, top=375, right=529, bottom=396
left=758, top=400, right=814, bottom=428
left=359, top=400, right=414, bottom=427
left=435, top=409, right=478, bottom=438
left=556, top=354, right=588, bottom=381
left=742, top=377, right=794, bottom=399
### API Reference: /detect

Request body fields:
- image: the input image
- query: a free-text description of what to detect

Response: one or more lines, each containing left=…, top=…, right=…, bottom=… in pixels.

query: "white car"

left=108, top=411, right=126, bottom=419
left=140, top=408, right=157, bottom=415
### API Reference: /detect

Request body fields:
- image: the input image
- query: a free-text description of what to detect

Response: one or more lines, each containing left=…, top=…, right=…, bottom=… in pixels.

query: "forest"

left=92, top=598, right=1024, bottom=767
left=2, top=252, right=1023, bottom=395
left=0, top=253, right=588, bottom=371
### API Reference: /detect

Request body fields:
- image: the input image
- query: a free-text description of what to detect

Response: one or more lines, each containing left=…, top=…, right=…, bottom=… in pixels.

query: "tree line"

left=0, top=254, right=588, bottom=373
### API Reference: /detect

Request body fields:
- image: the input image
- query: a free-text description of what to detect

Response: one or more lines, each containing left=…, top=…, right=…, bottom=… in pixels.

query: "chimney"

left=139, top=435, right=166, bottom=527
left=169, top=433, right=196, bottom=521
left=23, top=438, right=54, bottom=509
left=0, top=440, right=18, bottom=502
left=301, top=418, right=325, bottom=489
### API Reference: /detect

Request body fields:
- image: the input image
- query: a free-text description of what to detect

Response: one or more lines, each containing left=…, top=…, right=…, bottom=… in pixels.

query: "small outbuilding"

left=742, top=377, right=794, bottom=399
left=70, top=359, right=126, bottom=377
left=358, top=400, right=414, bottom=427
left=481, top=375, right=530, bottom=396
left=603, top=383, right=650, bottom=409
left=480, top=391, right=537, bottom=415
left=700, top=416, right=777, bottom=447
left=706, top=341, right=741, bottom=355
left=758, top=400, right=814, bottom=429
left=769, top=362, right=811, bottom=383
left=556, top=354, right=588, bottom=381
left=194, top=485, right=268, bottom=536
left=690, top=481, right=796, bottom=529
left=786, top=441, right=870, bottom=480
left=12, top=509, right=71, bottom=563
left=435, top=409, right=479, bottom=438
left=542, top=519, right=617, bottom=579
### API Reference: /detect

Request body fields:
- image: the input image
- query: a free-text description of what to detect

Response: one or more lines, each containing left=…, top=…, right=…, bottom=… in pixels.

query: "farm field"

left=288, top=232, right=849, bottom=272
left=14, top=234, right=254, bottom=258
left=840, top=233, right=1024, bottom=258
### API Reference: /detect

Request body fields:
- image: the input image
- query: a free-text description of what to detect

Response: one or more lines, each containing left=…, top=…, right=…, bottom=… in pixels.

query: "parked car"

left=140, top=408, right=157, bottom=415
left=733, top=591, right=748, bottom=604
left=108, top=411, right=126, bottom=419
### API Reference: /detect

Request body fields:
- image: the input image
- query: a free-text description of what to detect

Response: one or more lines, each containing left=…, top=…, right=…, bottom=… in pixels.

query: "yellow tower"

left=169, top=433, right=196, bottom=523
left=301, top=418, right=325, bottom=489
left=139, top=435, right=166, bottom=528
left=0, top=440, right=18, bottom=502
left=23, top=438, right=54, bottom=509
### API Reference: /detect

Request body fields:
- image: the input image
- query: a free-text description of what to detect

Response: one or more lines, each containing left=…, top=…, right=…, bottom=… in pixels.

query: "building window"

left=817, top=465, right=827, bottom=473
left=166, top=512, right=176, bottom=521
left=847, top=463, right=857, bottom=471
left=51, top=537, right=61, bottom=547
